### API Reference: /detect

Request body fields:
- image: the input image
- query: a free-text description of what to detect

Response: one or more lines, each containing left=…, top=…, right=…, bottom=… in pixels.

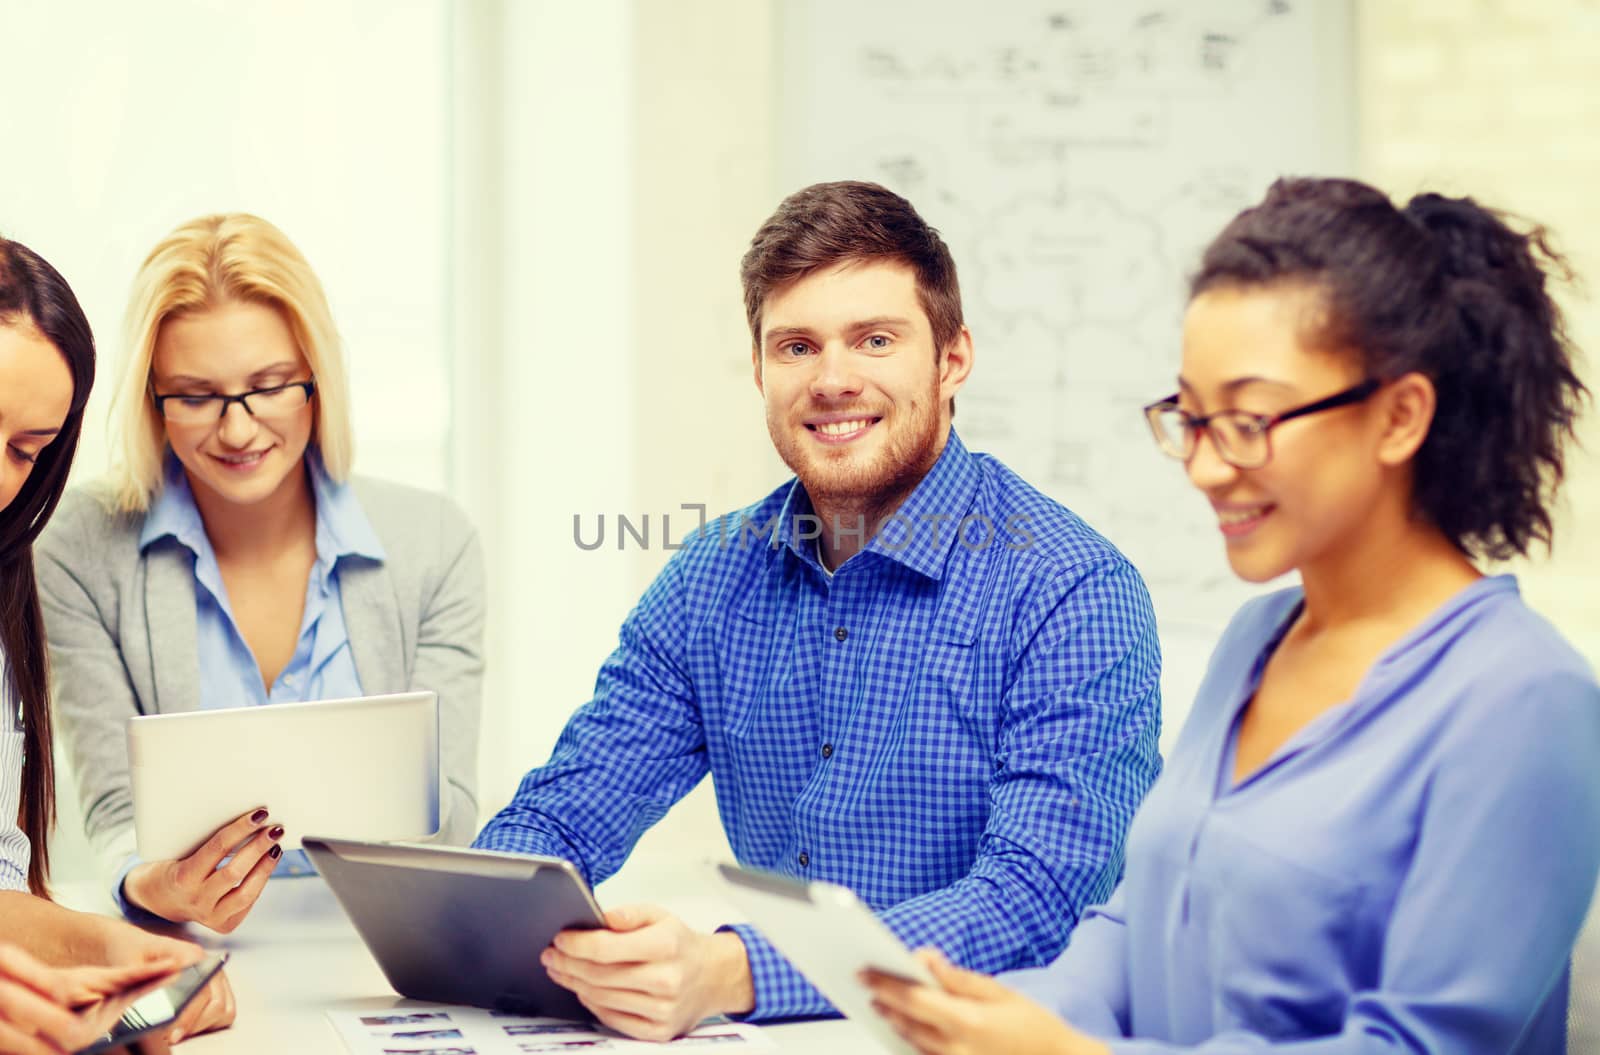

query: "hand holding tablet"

left=73, top=952, right=230, bottom=1055
left=716, top=864, right=932, bottom=1055
left=122, top=806, right=285, bottom=933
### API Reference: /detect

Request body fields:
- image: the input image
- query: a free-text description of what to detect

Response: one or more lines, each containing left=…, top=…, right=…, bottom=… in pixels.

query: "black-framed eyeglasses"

left=151, top=379, right=316, bottom=425
left=1142, top=378, right=1381, bottom=470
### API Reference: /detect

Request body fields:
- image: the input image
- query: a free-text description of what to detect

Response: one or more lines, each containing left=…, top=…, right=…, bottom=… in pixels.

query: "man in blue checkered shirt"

left=474, top=181, right=1162, bottom=1040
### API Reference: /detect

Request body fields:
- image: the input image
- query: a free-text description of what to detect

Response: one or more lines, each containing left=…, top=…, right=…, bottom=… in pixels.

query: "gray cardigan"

left=35, top=477, right=484, bottom=886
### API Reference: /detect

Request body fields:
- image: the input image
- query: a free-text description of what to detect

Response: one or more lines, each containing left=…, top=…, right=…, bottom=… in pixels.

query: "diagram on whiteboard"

left=781, top=0, right=1352, bottom=631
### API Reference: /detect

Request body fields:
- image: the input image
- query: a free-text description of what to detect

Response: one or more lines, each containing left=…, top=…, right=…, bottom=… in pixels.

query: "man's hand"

left=541, top=904, right=755, bottom=1041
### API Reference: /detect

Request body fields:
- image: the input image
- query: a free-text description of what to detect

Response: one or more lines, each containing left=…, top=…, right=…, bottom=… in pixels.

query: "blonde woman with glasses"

left=37, top=214, right=484, bottom=934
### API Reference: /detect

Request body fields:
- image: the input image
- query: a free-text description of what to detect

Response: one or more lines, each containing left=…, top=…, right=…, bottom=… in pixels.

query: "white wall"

left=9, top=0, right=1597, bottom=896
left=0, top=0, right=458, bottom=882
left=0, top=0, right=454, bottom=491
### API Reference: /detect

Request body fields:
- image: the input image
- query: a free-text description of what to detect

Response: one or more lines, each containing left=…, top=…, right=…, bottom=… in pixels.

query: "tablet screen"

left=75, top=952, right=229, bottom=1055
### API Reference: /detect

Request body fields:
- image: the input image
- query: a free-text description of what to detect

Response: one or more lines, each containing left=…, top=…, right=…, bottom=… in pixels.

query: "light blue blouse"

left=1007, top=575, right=1600, bottom=1053
left=114, top=453, right=385, bottom=912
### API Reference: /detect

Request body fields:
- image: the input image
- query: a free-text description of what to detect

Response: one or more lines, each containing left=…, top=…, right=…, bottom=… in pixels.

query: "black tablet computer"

left=303, top=836, right=605, bottom=1019
left=75, top=952, right=229, bottom=1055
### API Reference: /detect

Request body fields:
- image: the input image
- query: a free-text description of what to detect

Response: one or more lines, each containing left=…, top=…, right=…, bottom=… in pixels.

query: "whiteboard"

left=778, top=0, right=1356, bottom=737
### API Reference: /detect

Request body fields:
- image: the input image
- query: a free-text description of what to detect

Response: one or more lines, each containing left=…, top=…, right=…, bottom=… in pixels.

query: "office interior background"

left=2, top=0, right=1596, bottom=904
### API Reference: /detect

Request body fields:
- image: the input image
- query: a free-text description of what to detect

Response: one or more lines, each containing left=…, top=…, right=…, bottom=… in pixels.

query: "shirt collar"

left=774, top=429, right=980, bottom=582
left=138, top=456, right=210, bottom=555
left=306, top=450, right=386, bottom=564
left=139, top=450, right=386, bottom=565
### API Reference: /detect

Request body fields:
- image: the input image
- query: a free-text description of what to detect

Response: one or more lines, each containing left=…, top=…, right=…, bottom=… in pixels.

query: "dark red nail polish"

left=250, top=808, right=268, bottom=824
left=268, top=825, right=285, bottom=840
left=269, top=844, right=282, bottom=860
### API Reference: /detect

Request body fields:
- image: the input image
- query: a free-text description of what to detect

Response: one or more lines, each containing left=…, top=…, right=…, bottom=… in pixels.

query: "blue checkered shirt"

left=475, top=431, right=1162, bottom=1020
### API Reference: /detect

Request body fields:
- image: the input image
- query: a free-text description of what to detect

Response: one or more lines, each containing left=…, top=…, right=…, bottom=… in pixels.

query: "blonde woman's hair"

left=107, top=213, right=354, bottom=512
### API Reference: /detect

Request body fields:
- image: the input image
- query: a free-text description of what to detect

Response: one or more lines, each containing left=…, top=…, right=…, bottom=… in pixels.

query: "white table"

left=89, top=877, right=887, bottom=1054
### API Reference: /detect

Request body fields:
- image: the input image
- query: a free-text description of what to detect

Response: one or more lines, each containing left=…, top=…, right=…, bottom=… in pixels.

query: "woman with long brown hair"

left=0, top=235, right=232, bottom=1052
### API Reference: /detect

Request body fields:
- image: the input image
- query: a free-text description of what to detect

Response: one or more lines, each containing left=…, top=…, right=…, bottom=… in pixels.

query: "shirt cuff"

left=722, top=923, right=835, bottom=1021
left=112, top=854, right=168, bottom=924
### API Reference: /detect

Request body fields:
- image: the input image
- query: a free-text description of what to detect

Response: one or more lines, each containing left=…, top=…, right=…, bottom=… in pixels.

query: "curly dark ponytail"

left=1192, top=177, right=1587, bottom=561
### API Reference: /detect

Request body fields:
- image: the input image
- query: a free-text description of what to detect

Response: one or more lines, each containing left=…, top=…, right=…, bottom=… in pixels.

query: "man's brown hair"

left=741, top=181, right=964, bottom=352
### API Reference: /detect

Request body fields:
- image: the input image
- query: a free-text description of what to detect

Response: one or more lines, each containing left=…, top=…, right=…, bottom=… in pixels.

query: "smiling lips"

left=806, top=417, right=881, bottom=443
left=212, top=449, right=270, bottom=470
left=1215, top=503, right=1274, bottom=538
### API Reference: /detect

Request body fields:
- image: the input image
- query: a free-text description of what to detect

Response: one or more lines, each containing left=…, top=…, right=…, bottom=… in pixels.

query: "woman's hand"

left=163, top=969, right=235, bottom=1045
left=0, top=942, right=188, bottom=1055
left=865, top=949, right=1110, bottom=1055
left=87, top=924, right=233, bottom=1047
left=122, top=808, right=283, bottom=932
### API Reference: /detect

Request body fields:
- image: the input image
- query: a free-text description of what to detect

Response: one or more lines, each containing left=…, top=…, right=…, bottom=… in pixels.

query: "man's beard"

left=767, top=384, right=945, bottom=515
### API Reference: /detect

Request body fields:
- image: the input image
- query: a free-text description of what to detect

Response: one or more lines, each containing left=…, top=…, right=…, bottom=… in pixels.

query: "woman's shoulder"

left=346, top=475, right=477, bottom=555
left=35, top=485, right=145, bottom=563
left=1441, top=578, right=1597, bottom=707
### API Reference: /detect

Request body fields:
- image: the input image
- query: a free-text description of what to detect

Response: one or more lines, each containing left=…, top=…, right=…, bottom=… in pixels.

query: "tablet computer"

left=717, top=864, right=932, bottom=1054
left=129, top=691, right=440, bottom=860
left=303, top=836, right=606, bottom=1019
left=74, top=952, right=229, bottom=1055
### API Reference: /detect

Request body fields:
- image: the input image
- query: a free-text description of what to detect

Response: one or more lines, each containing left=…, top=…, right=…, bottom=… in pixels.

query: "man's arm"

left=472, top=551, right=711, bottom=885
left=732, top=556, right=1162, bottom=1020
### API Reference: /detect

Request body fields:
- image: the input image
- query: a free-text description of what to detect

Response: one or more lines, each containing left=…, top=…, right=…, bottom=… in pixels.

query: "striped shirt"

left=0, top=648, right=32, bottom=892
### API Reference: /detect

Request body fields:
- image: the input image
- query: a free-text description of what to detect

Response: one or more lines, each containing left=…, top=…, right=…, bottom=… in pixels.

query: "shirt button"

left=798, top=851, right=810, bottom=869
left=834, top=627, right=848, bottom=642
left=821, top=743, right=834, bottom=759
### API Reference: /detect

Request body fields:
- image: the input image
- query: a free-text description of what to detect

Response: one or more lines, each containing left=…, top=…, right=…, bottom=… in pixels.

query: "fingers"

left=182, top=808, right=272, bottom=878
left=0, top=1018, right=68, bottom=1055
left=0, top=976, right=90, bottom=1053
left=165, top=980, right=210, bottom=1045
left=169, top=971, right=234, bottom=1044
left=208, top=840, right=281, bottom=933
left=873, top=997, right=954, bottom=1055
left=921, top=949, right=1001, bottom=999
left=541, top=948, right=680, bottom=997
left=132, top=1033, right=173, bottom=1054
left=574, top=992, right=682, bottom=1044
left=560, top=977, right=674, bottom=1022
left=150, top=816, right=283, bottom=931
left=0, top=945, right=70, bottom=1004
left=198, top=826, right=282, bottom=907
left=601, top=904, right=667, bottom=932
left=53, top=958, right=186, bottom=1007
left=553, top=906, right=675, bottom=964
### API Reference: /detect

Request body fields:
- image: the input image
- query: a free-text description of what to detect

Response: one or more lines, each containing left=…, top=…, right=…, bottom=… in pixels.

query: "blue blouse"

left=1007, top=575, right=1600, bottom=1053
left=114, top=453, right=385, bottom=912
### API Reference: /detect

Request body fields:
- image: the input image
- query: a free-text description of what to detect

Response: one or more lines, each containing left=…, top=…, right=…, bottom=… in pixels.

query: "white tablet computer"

left=717, top=864, right=932, bottom=1054
left=129, top=691, right=440, bottom=860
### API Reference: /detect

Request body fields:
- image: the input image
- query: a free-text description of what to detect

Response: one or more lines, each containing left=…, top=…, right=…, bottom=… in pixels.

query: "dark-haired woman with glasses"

left=867, top=177, right=1600, bottom=1053
left=36, top=214, right=484, bottom=934
left=0, top=234, right=238, bottom=1050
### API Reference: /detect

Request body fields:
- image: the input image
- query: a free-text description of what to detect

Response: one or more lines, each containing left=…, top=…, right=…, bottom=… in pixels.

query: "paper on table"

left=327, top=1005, right=774, bottom=1054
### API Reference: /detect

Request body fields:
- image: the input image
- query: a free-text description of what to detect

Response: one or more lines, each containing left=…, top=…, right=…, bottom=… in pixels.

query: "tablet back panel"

left=719, top=864, right=932, bottom=1055
left=129, top=692, right=440, bottom=860
left=304, top=837, right=604, bottom=1019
